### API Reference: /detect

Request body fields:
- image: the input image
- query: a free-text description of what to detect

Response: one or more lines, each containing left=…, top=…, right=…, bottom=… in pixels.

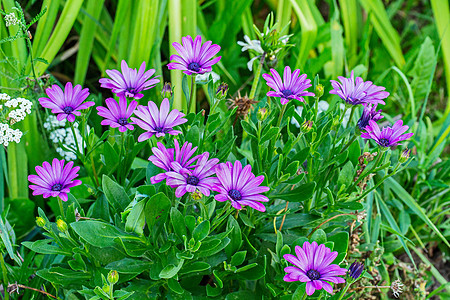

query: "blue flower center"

left=154, top=126, right=166, bottom=133
left=63, top=106, right=74, bottom=114
left=281, top=89, right=294, bottom=97
left=378, top=138, right=391, bottom=147
left=126, top=87, right=137, bottom=96
left=228, top=189, right=242, bottom=201
left=188, top=62, right=201, bottom=72
left=187, top=176, right=199, bottom=186
left=51, top=183, right=63, bottom=191
left=306, top=269, right=321, bottom=281
left=357, top=117, right=369, bottom=130
left=117, top=118, right=128, bottom=126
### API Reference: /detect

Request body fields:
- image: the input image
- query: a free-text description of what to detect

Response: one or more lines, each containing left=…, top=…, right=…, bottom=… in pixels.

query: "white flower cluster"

left=195, top=71, right=220, bottom=84
left=4, top=12, right=19, bottom=27
left=5, top=97, right=33, bottom=124
left=43, top=115, right=86, bottom=161
left=0, top=123, right=22, bottom=146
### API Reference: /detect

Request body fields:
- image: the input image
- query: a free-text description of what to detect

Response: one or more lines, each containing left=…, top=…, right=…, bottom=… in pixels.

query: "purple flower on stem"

left=96, top=97, right=137, bottom=132
left=361, top=120, right=414, bottom=148
left=130, top=98, right=187, bottom=142
left=213, top=161, right=269, bottom=212
left=39, top=82, right=94, bottom=122
left=28, top=158, right=82, bottom=202
left=357, top=103, right=383, bottom=130
left=330, top=71, right=389, bottom=106
left=99, top=60, right=160, bottom=99
left=348, top=261, right=364, bottom=280
left=166, top=152, right=219, bottom=197
left=167, top=35, right=221, bottom=76
left=262, top=66, right=314, bottom=105
left=148, top=139, right=201, bottom=184
left=283, top=241, right=347, bottom=296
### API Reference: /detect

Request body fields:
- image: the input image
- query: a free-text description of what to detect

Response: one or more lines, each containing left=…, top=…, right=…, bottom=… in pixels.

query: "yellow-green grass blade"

left=291, top=0, right=317, bottom=70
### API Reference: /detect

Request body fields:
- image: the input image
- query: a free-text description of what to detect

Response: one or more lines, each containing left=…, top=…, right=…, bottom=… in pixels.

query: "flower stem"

left=347, top=105, right=356, bottom=126
left=301, top=292, right=308, bottom=300
left=341, top=133, right=358, bottom=154
left=188, top=75, right=196, bottom=113
left=337, top=282, right=352, bottom=300
left=69, top=122, right=82, bottom=159
left=0, top=254, right=10, bottom=300
left=58, top=197, right=65, bottom=220
left=277, top=104, right=287, bottom=128
left=249, top=53, right=266, bottom=100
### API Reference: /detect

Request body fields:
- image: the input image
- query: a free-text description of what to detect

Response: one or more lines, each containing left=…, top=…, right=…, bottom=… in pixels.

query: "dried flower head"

left=391, top=279, right=404, bottom=298
left=228, top=92, right=258, bottom=118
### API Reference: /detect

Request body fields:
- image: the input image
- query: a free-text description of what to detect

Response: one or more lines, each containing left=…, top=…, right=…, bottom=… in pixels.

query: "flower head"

left=39, top=82, right=94, bottom=122
left=391, top=279, right=404, bottom=298
left=99, top=60, right=159, bottom=99
left=167, top=35, right=221, bottom=76
left=348, top=261, right=364, bottom=280
left=96, top=97, right=137, bottom=132
left=330, top=71, right=389, bottom=106
left=361, top=120, right=414, bottom=148
left=399, top=148, right=411, bottom=163
left=228, top=92, right=258, bottom=118
left=357, top=103, right=383, bottom=130
left=28, top=158, right=82, bottom=202
left=148, top=139, right=201, bottom=184
left=213, top=161, right=269, bottom=212
left=283, top=241, right=347, bottom=296
left=262, top=66, right=314, bottom=105
left=4, top=13, right=18, bottom=27
left=131, top=98, right=187, bottom=142
left=166, top=152, right=219, bottom=197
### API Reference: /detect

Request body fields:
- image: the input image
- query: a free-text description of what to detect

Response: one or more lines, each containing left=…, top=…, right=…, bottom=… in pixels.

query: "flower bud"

left=216, top=82, right=228, bottom=100
left=348, top=261, right=364, bottom=280
left=399, top=148, right=411, bottom=163
left=314, top=84, right=324, bottom=98
left=107, top=270, right=119, bottom=285
left=56, top=219, right=68, bottom=232
left=161, top=82, right=173, bottom=99
left=301, top=120, right=313, bottom=133
left=36, top=217, right=46, bottom=228
left=257, top=108, right=268, bottom=121
left=191, top=190, right=203, bottom=200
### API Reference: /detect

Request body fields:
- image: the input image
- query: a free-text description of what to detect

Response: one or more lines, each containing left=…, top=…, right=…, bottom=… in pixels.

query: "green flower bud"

left=399, top=148, right=411, bottom=163
left=314, top=84, right=324, bottom=98
left=36, top=217, right=46, bottom=228
left=107, top=270, right=119, bottom=285
left=56, top=219, right=68, bottom=232
left=301, top=120, right=313, bottom=133
left=191, top=190, right=203, bottom=200
left=216, top=82, right=228, bottom=100
left=257, top=108, right=268, bottom=121
left=161, top=82, right=173, bottom=99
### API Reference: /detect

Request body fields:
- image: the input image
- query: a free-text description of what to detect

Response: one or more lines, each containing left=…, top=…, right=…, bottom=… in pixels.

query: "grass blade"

left=291, top=0, right=317, bottom=69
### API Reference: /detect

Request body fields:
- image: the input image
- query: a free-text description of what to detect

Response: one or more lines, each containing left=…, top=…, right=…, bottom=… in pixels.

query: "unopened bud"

left=107, top=270, right=119, bottom=285
left=399, top=148, right=411, bottom=163
left=257, top=108, right=268, bottom=121
left=56, top=219, right=68, bottom=232
left=161, top=82, right=173, bottom=99
left=314, top=84, right=324, bottom=98
left=216, top=83, right=228, bottom=100
left=348, top=261, right=364, bottom=280
left=36, top=217, right=46, bottom=228
left=301, top=120, right=313, bottom=133
left=191, top=190, right=203, bottom=200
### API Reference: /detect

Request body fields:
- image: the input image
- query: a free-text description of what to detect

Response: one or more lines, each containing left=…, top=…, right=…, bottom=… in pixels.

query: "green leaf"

left=270, top=182, right=316, bottom=202
left=102, top=175, right=130, bottom=213
left=408, top=37, right=436, bottom=103
left=22, top=240, right=71, bottom=256
left=193, top=220, right=210, bottom=242
left=145, top=192, right=171, bottom=228
left=37, top=267, right=92, bottom=286
left=310, top=229, right=327, bottom=244
left=171, top=207, right=187, bottom=239
left=125, top=199, right=146, bottom=235
left=71, top=220, right=135, bottom=248
left=68, top=253, right=87, bottom=272
left=159, top=259, right=184, bottom=279
left=230, top=251, right=247, bottom=266
left=168, top=278, right=184, bottom=295
left=179, top=261, right=211, bottom=275
left=225, top=216, right=242, bottom=258
left=105, top=258, right=152, bottom=275
left=337, top=161, right=354, bottom=188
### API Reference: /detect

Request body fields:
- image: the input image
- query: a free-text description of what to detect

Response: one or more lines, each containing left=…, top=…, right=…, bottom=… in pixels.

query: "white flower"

left=0, top=93, right=11, bottom=102
left=0, top=122, right=23, bottom=146
left=237, top=35, right=264, bottom=54
left=195, top=71, right=220, bottom=84
left=4, top=13, right=19, bottom=27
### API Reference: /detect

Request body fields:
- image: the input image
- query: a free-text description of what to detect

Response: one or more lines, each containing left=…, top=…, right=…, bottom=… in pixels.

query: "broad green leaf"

left=102, top=175, right=130, bottom=213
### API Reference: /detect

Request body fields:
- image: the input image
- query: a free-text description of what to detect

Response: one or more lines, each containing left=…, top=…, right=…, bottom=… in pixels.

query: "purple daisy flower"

left=148, top=139, right=201, bottom=184
left=262, top=66, right=315, bottom=105
left=213, top=161, right=269, bottom=212
left=165, top=152, right=219, bottom=197
left=357, top=103, right=383, bottom=131
left=130, top=98, right=187, bottom=142
left=330, top=71, right=389, bottom=106
left=167, top=35, right=221, bottom=76
left=99, top=60, right=160, bottom=99
left=283, top=241, right=347, bottom=296
left=39, top=82, right=95, bottom=122
left=28, top=158, right=82, bottom=202
left=96, top=97, right=137, bottom=132
left=361, top=120, right=414, bottom=148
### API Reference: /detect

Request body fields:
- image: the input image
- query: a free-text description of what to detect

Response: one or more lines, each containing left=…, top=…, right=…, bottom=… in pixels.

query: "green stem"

left=301, top=292, right=307, bottom=300
left=69, top=122, right=82, bottom=159
left=249, top=53, right=266, bottom=100
left=341, top=133, right=357, bottom=154
left=188, top=75, right=196, bottom=113
left=26, top=37, right=42, bottom=93
left=347, top=105, right=356, bottom=126
left=277, top=104, right=287, bottom=128
left=337, top=282, right=352, bottom=300
left=0, top=254, right=10, bottom=300
left=58, top=197, right=65, bottom=220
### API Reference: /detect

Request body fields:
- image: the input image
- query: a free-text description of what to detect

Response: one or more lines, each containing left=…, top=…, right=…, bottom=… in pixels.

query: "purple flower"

left=130, top=98, right=187, bottom=142
left=96, top=97, right=137, bottom=132
left=39, top=82, right=94, bottom=122
left=357, top=103, right=383, bottom=130
left=166, top=152, right=219, bottom=197
left=213, top=161, right=269, bottom=212
left=28, top=158, right=82, bottom=202
left=99, top=60, right=160, bottom=99
left=361, top=120, right=414, bottom=148
left=283, top=241, right=347, bottom=296
left=330, top=71, right=389, bottom=106
left=148, top=139, right=201, bottom=184
left=348, top=261, right=364, bottom=280
left=167, top=35, right=221, bottom=76
left=262, top=66, right=315, bottom=105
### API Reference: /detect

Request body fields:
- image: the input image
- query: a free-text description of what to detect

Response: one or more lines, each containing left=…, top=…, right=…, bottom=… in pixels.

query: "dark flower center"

left=51, top=183, right=63, bottom=191
left=306, top=269, right=321, bottom=281
left=378, top=138, right=391, bottom=147
left=188, top=62, right=201, bottom=72
left=228, top=189, right=242, bottom=201
left=117, top=118, right=128, bottom=126
left=63, top=106, right=74, bottom=114
left=357, top=117, right=369, bottom=130
left=187, top=176, right=200, bottom=186
left=281, top=89, right=294, bottom=97
left=154, top=126, right=166, bottom=133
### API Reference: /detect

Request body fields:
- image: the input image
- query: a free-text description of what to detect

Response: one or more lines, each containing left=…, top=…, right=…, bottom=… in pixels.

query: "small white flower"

left=0, top=93, right=11, bottom=102
left=391, top=279, right=404, bottom=298
left=237, top=35, right=264, bottom=54
left=4, top=13, right=18, bottom=27
left=195, top=71, right=220, bottom=84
